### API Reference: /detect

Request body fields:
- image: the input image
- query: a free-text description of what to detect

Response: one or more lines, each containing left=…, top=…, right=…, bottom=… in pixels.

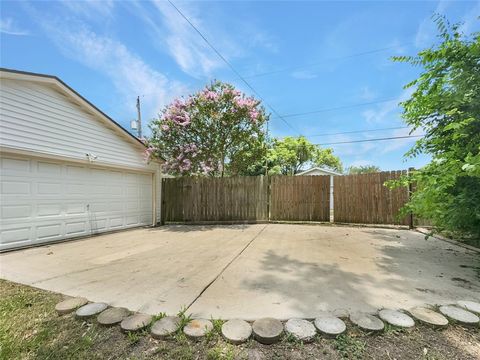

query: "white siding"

left=0, top=78, right=148, bottom=170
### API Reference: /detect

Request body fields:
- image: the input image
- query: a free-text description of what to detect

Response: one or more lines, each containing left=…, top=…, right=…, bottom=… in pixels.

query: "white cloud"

left=55, top=26, right=186, bottom=121
left=22, top=0, right=189, bottom=126
left=358, top=86, right=377, bottom=101
left=127, top=1, right=277, bottom=79
left=143, top=1, right=226, bottom=78
left=0, top=18, right=29, bottom=36
left=459, top=1, right=480, bottom=34
left=414, top=0, right=450, bottom=48
left=290, top=70, right=318, bottom=80
left=248, top=31, right=279, bottom=54
left=62, top=0, right=115, bottom=18
left=348, top=159, right=374, bottom=168
left=361, top=88, right=413, bottom=125
left=380, top=126, right=424, bottom=154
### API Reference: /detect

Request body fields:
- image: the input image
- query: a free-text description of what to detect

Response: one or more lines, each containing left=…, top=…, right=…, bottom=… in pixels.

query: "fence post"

left=266, top=175, right=271, bottom=222
left=408, top=167, right=415, bottom=229
left=160, top=178, right=166, bottom=226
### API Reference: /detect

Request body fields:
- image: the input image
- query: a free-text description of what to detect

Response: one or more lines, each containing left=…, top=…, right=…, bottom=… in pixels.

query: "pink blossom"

left=161, top=124, right=170, bottom=132
left=182, top=143, right=197, bottom=153
left=249, top=110, right=259, bottom=121
left=225, top=88, right=241, bottom=97
left=235, top=97, right=257, bottom=108
left=200, top=161, right=213, bottom=174
left=202, top=89, right=218, bottom=101
left=143, top=146, right=155, bottom=162
left=179, top=158, right=191, bottom=172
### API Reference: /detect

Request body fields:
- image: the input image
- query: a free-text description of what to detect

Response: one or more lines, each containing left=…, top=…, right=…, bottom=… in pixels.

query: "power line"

left=273, top=97, right=400, bottom=119
left=241, top=42, right=413, bottom=79
left=307, top=126, right=409, bottom=138
left=314, top=134, right=424, bottom=146
left=168, top=0, right=301, bottom=135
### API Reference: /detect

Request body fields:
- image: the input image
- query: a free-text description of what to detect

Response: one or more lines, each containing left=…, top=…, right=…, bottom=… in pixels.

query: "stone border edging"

left=55, top=297, right=480, bottom=346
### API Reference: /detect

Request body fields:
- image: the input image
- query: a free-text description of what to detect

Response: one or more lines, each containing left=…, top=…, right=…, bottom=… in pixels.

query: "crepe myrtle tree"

left=146, top=81, right=268, bottom=177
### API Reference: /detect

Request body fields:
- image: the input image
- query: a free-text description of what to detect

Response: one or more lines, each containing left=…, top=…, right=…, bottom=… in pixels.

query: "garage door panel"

left=66, top=183, right=86, bottom=195
left=66, top=165, right=87, bottom=178
left=66, top=203, right=86, bottom=215
left=65, top=221, right=88, bottom=236
left=1, top=157, right=31, bottom=174
left=1, top=227, right=31, bottom=244
left=37, top=223, right=63, bottom=240
left=37, top=203, right=63, bottom=217
left=109, top=217, right=124, bottom=228
left=38, top=161, right=62, bottom=175
left=140, top=214, right=152, bottom=223
left=89, top=202, right=110, bottom=212
left=1, top=204, right=32, bottom=220
left=37, top=182, right=64, bottom=195
left=109, top=186, right=123, bottom=196
left=91, top=218, right=108, bottom=231
left=2, top=181, right=31, bottom=195
left=126, top=215, right=139, bottom=225
left=1, top=155, right=154, bottom=251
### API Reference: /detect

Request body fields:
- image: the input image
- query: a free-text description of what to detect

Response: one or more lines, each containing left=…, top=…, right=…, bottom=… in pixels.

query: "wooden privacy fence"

left=161, top=171, right=411, bottom=225
left=270, top=176, right=330, bottom=221
left=333, top=171, right=409, bottom=225
left=162, top=176, right=268, bottom=223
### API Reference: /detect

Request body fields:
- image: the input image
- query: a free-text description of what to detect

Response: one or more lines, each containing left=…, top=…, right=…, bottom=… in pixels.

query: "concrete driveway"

left=1, top=224, right=479, bottom=320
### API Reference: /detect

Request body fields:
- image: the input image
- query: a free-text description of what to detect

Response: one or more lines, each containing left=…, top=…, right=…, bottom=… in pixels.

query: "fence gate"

left=270, top=175, right=330, bottom=221
left=333, top=171, right=409, bottom=225
left=161, top=176, right=268, bottom=223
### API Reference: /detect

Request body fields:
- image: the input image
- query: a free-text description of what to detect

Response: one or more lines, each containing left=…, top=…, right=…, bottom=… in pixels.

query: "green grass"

left=334, top=334, right=366, bottom=359
left=1, top=279, right=477, bottom=360
left=0, top=280, right=108, bottom=359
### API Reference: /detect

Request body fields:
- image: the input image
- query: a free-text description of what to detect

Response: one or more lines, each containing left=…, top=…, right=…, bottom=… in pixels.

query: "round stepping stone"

left=409, top=307, right=448, bottom=327
left=252, top=318, right=283, bottom=344
left=378, top=309, right=415, bottom=328
left=350, top=312, right=384, bottom=332
left=183, top=319, right=213, bottom=340
left=284, top=319, right=316, bottom=343
left=75, top=302, right=108, bottom=319
left=151, top=316, right=181, bottom=339
left=314, top=315, right=346, bottom=336
left=120, top=313, right=153, bottom=332
left=55, top=297, right=88, bottom=315
left=97, top=307, right=130, bottom=326
left=456, top=300, right=480, bottom=314
left=221, top=319, right=252, bottom=344
left=439, top=305, right=479, bottom=325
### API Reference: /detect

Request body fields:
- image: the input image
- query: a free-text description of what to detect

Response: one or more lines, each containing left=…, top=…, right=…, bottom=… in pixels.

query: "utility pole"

left=264, top=118, right=269, bottom=176
left=136, top=96, right=142, bottom=138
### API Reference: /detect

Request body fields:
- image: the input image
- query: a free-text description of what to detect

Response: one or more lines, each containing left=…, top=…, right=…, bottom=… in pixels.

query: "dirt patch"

left=1, top=280, right=479, bottom=360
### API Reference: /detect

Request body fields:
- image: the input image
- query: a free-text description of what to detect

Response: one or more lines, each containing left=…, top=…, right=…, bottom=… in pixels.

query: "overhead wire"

left=241, top=42, right=413, bottom=79
left=314, top=134, right=424, bottom=146
left=168, top=0, right=301, bottom=135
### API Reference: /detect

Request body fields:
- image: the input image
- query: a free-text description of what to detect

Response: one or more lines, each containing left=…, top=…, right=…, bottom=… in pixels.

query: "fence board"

left=270, top=175, right=330, bottom=221
left=162, top=176, right=268, bottom=223
left=333, top=170, right=409, bottom=225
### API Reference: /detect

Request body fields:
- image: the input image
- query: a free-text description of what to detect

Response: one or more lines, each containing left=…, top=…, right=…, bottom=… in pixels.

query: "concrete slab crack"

left=185, top=224, right=268, bottom=312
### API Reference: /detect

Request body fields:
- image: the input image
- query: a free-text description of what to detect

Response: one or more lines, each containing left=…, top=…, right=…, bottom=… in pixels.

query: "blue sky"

left=1, top=1, right=479, bottom=170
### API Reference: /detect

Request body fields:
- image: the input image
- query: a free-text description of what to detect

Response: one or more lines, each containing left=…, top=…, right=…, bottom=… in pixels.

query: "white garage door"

left=0, top=154, right=153, bottom=251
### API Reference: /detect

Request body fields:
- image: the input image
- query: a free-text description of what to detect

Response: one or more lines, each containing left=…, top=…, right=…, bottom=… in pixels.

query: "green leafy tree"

left=391, top=16, right=480, bottom=238
left=348, top=165, right=381, bottom=174
left=147, top=81, right=268, bottom=177
left=265, top=136, right=343, bottom=175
